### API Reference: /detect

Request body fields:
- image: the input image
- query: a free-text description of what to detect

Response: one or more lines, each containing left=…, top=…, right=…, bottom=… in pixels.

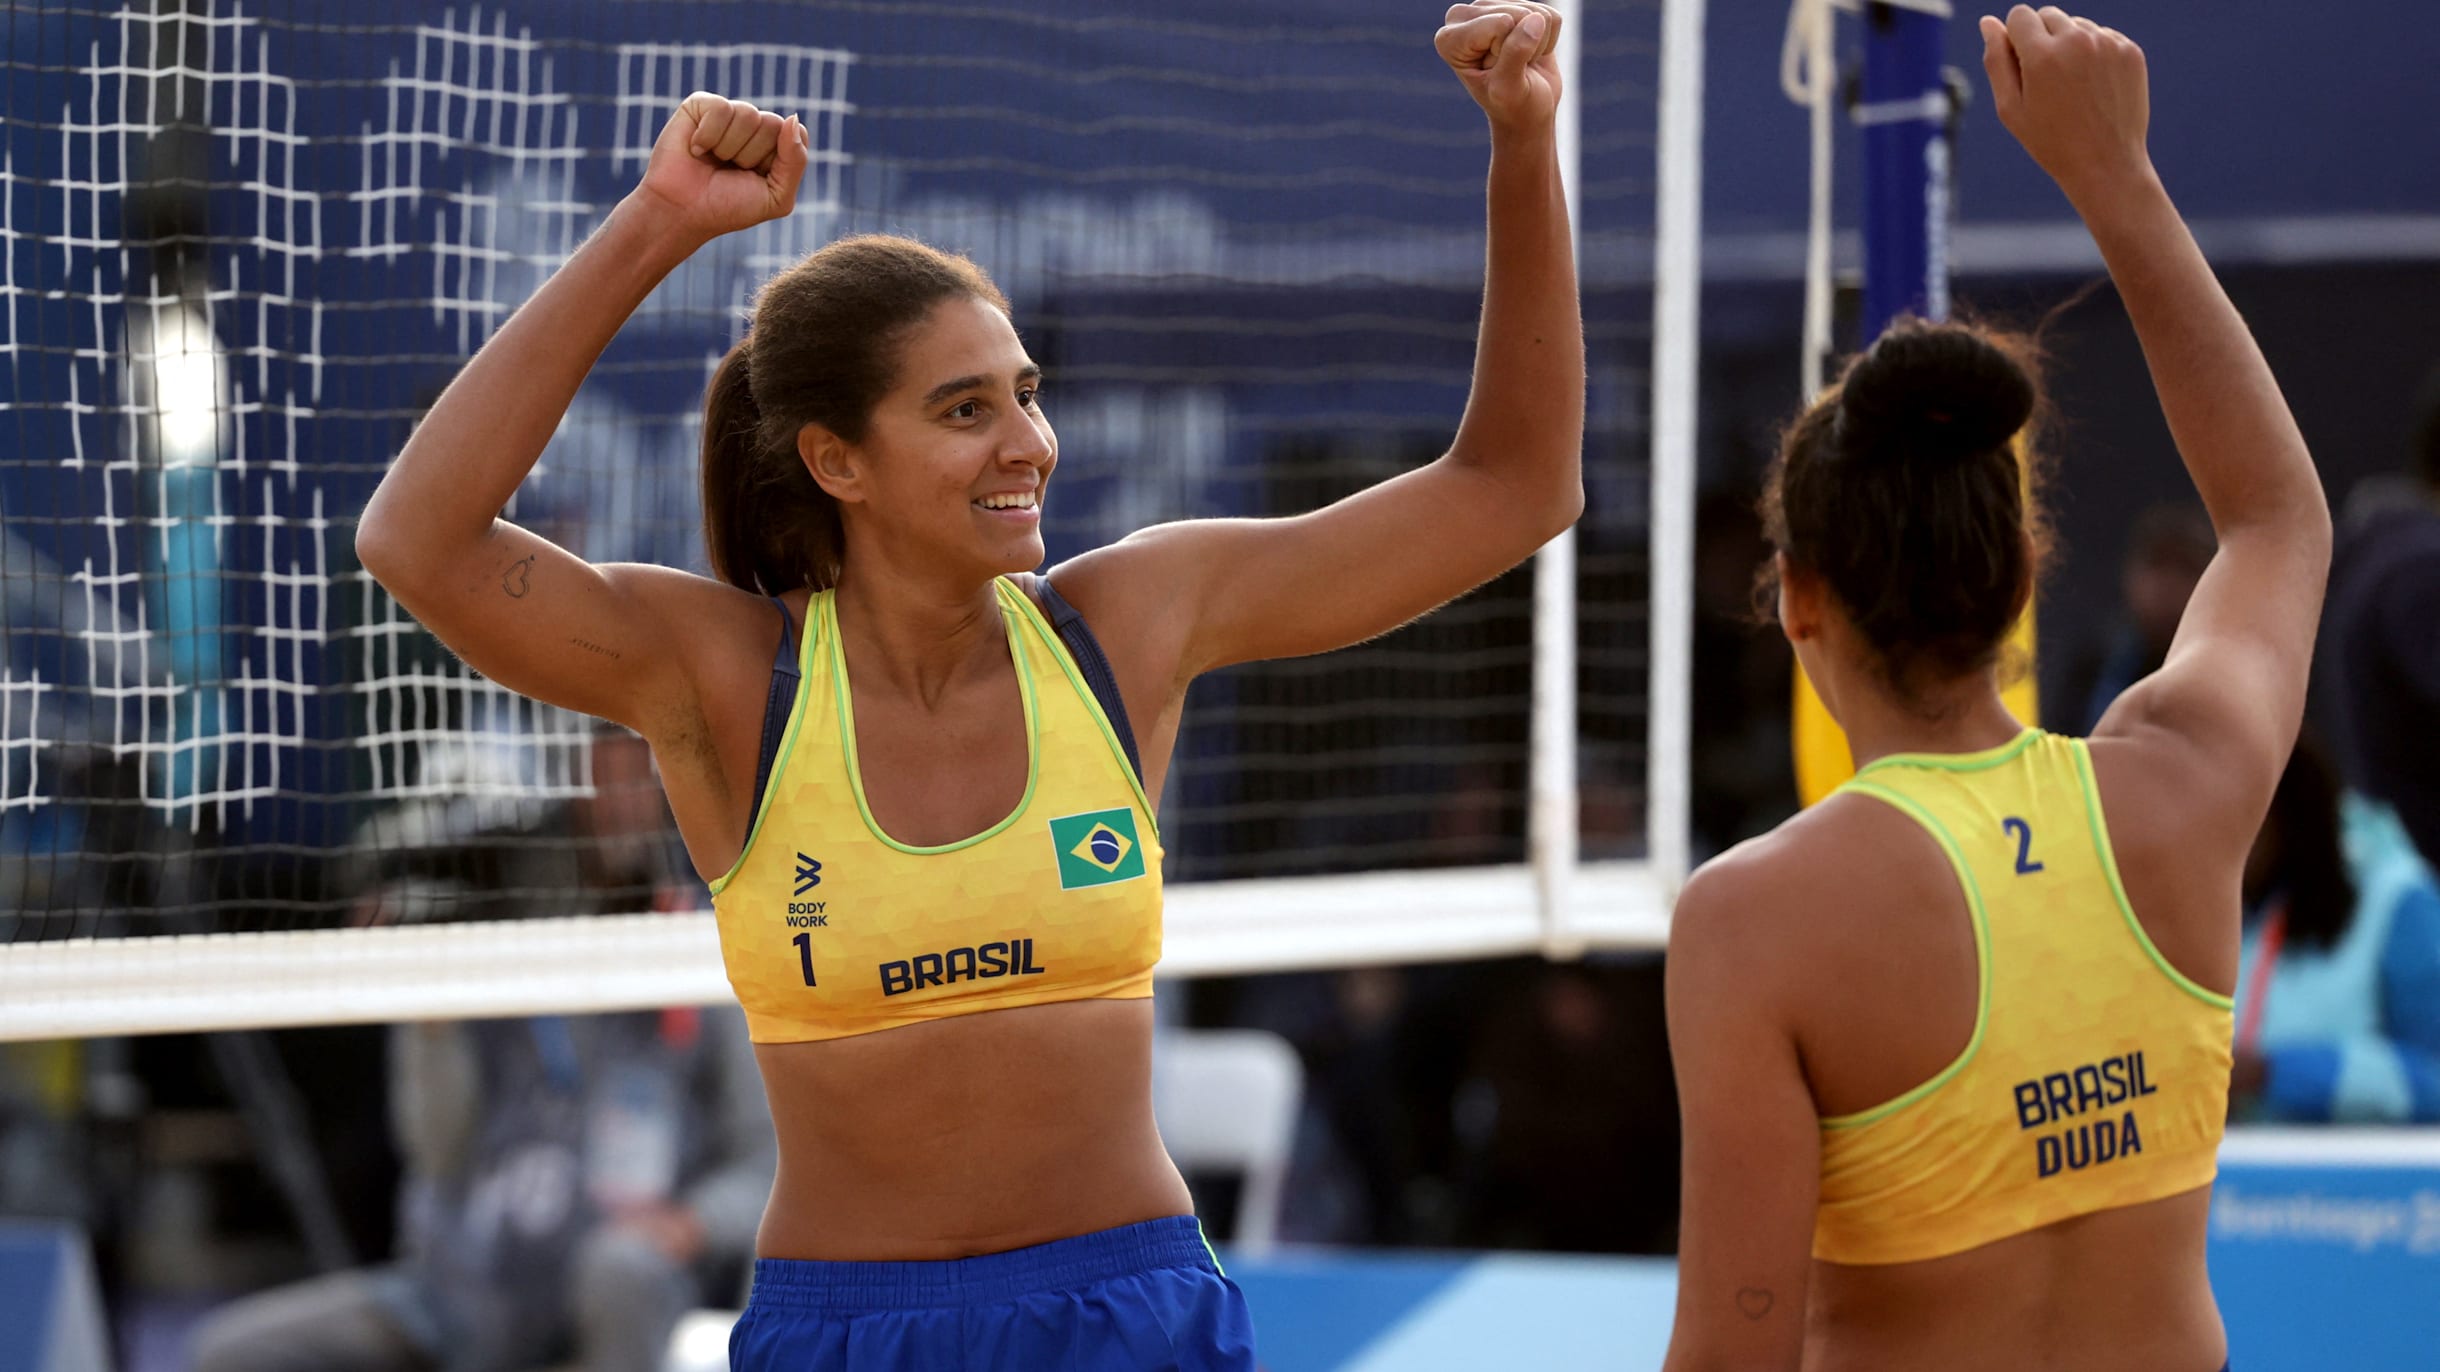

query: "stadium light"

left=138, top=303, right=226, bottom=468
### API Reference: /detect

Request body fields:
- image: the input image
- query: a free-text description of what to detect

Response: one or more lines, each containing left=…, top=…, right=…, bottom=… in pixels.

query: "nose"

left=1003, top=404, right=1055, bottom=471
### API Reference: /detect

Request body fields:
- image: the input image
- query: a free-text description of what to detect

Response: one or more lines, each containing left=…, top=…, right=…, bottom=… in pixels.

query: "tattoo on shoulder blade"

left=1735, top=1288, right=1775, bottom=1321
left=501, top=555, right=534, bottom=598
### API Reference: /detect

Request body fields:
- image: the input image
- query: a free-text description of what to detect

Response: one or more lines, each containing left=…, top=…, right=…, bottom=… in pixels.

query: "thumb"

left=769, top=115, right=810, bottom=209
left=1979, top=16, right=2023, bottom=113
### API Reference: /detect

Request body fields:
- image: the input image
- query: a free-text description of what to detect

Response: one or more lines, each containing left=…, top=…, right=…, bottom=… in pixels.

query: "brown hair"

left=1759, top=318, right=2050, bottom=701
left=701, top=235, right=1012, bottom=594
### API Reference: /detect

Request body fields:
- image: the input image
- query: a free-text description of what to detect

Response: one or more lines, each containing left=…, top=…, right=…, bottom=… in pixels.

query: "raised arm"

left=354, top=95, right=809, bottom=732
left=1981, top=10, right=2331, bottom=825
left=1052, top=2, right=1584, bottom=677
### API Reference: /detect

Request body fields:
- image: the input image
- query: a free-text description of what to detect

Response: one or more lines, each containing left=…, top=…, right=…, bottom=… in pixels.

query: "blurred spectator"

left=2231, top=733, right=2440, bottom=1124
left=341, top=723, right=684, bottom=929
left=1456, top=960, right=1677, bottom=1254
left=188, top=1007, right=772, bottom=1372
left=2055, top=502, right=2215, bottom=735
left=2323, top=363, right=2440, bottom=871
left=188, top=726, right=772, bottom=1372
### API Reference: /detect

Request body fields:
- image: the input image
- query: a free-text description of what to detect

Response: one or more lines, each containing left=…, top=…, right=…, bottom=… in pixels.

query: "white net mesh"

left=0, top=0, right=1680, bottom=1034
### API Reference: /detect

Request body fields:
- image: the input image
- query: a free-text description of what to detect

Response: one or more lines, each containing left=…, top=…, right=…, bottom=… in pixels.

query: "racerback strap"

left=1032, top=576, right=1144, bottom=787
left=748, top=595, right=801, bottom=824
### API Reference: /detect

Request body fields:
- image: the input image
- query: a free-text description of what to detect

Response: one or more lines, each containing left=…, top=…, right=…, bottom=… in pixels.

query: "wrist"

left=606, top=191, right=707, bottom=274
left=1486, top=118, right=1561, bottom=156
left=2057, top=154, right=2166, bottom=223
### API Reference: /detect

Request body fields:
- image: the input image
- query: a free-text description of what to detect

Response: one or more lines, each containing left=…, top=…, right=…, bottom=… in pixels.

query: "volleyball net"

left=0, top=0, right=1703, bottom=1038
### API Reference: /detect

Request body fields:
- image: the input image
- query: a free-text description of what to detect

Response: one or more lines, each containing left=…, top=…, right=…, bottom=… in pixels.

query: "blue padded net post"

left=1859, top=3, right=1956, bottom=334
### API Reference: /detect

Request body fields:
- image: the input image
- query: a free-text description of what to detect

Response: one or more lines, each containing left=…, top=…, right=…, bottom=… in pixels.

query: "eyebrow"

left=921, top=364, right=1042, bottom=410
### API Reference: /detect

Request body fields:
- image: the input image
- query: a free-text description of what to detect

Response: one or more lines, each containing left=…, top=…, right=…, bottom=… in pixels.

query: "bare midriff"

left=749, top=997, right=1193, bottom=1262
left=1804, top=1187, right=2226, bottom=1372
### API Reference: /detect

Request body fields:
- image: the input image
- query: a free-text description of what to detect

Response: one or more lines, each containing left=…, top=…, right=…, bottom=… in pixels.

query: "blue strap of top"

left=748, top=596, right=800, bottom=823
left=1033, top=576, right=1143, bottom=786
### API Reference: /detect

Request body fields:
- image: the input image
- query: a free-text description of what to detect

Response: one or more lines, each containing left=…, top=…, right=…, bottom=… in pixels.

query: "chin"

left=990, top=535, right=1046, bottom=577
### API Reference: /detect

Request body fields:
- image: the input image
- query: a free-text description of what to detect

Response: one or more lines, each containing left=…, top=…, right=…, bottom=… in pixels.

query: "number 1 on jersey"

left=793, top=931, right=817, bottom=987
left=2001, top=817, right=2045, bottom=875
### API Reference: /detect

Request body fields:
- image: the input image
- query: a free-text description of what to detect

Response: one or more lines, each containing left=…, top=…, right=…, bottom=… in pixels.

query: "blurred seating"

left=1154, top=1028, right=1305, bottom=1255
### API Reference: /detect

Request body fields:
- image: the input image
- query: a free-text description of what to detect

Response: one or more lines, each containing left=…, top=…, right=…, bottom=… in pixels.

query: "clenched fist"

left=1437, top=3, right=1563, bottom=133
left=1980, top=7, right=2152, bottom=203
left=632, top=92, right=811, bottom=246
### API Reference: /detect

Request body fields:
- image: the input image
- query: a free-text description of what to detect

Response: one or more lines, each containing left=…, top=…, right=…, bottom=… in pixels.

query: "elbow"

left=1545, top=477, right=1587, bottom=541
left=354, top=513, right=407, bottom=593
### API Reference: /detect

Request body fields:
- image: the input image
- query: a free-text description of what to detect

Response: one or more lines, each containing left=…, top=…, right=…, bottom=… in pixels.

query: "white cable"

left=1787, top=0, right=1839, bottom=397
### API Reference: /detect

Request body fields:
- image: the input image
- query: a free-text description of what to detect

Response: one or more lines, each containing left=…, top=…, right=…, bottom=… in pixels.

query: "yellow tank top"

left=708, top=578, right=1162, bottom=1044
left=1813, top=730, right=2233, bottom=1265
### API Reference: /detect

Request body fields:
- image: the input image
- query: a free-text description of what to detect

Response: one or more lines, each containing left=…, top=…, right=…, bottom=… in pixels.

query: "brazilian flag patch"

left=1049, top=808, right=1147, bottom=890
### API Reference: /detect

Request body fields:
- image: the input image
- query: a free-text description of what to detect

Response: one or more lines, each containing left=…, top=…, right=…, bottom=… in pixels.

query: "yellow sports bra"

left=1813, top=730, right=2234, bottom=1265
left=708, top=578, right=1162, bottom=1044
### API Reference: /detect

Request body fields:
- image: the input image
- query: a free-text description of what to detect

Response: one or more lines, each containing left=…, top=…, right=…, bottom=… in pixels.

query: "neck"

left=829, top=557, right=1010, bottom=707
left=1834, top=676, right=2027, bottom=770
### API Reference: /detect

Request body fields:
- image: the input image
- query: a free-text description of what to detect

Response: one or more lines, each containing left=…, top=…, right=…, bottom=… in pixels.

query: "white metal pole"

left=1531, top=0, right=1583, bottom=955
left=1802, top=0, right=1835, bottom=397
left=1648, top=0, right=1706, bottom=908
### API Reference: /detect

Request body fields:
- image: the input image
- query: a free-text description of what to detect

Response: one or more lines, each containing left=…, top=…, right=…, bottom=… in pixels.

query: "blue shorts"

left=728, top=1216, right=1257, bottom=1371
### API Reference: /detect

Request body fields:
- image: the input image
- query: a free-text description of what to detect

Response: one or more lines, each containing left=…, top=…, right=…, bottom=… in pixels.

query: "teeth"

left=977, top=493, right=1037, bottom=511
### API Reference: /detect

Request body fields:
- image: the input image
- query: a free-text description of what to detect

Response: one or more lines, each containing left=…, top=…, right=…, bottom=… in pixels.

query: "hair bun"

left=1837, top=321, right=2036, bottom=466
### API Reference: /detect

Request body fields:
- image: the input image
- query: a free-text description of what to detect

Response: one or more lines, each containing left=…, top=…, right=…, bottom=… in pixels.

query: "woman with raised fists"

left=357, top=5, right=1583, bottom=1368
left=1663, top=10, right=2328, bottom=1372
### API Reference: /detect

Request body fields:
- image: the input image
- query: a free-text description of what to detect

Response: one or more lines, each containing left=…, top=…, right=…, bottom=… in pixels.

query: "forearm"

left=1450, top=124, right=1584, bottom=515
left=2071, top=170, right=2327, bottom=548
left=357, top=195, right=697, bottom=577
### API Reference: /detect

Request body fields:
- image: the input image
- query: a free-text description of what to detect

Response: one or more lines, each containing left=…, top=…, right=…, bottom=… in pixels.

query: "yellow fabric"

left=1812, top=731, right=2233, bottom=1265
left=709, top=578, right=1162, bottom=1044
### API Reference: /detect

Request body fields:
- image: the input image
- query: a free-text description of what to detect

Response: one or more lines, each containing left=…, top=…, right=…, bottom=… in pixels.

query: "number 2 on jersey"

left=2001, top=817, right=2045, bottom=875
left=792, top=931, right=818, bottom=987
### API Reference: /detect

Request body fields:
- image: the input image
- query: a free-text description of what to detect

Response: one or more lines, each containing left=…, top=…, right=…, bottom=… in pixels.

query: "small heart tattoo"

left=1735, top=1288, right=1774, bottom=1321
left=501, top=556, right=534, bottom=598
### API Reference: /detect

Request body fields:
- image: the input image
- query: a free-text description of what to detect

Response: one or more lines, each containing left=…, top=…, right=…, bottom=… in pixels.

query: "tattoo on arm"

left=501, top=555, right=535, bottom=598
left=570, top=636, right=620, bottom=660
left=1735, top=1288, right=1775, bottom=1321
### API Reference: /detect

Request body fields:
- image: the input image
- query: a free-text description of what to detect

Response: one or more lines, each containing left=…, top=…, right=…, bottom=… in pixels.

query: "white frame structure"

left=0, top=0, right=1706, bottom=1040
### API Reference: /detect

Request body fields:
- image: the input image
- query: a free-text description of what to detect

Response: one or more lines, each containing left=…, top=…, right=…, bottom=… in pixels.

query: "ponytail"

left=700, top=334, right=841, bottom=595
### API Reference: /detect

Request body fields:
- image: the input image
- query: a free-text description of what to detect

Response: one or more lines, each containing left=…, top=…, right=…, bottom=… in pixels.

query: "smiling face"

left=799, top=294, right=1055, bottom=584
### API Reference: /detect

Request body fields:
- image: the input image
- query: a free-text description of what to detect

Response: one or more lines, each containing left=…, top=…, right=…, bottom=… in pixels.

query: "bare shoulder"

left=1042, top=533, right=1195, bottom=647
left=2078, top=726, right=2246, bottom=997
left=604, top=563, right=794, bottom=737
left=2084, top=702, right=2261, bottom=861
left=1675, top=798, right=1924, bottom=980
left=1673, top=793, right=1973, bottom=1012
left=1040, top=539, right=1201, bottom=695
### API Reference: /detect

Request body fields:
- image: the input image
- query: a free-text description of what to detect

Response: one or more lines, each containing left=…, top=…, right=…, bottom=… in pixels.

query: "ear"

left=799, top=424, right=864, bottom=504
left=1775, top=552, right=1826, bottom=643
